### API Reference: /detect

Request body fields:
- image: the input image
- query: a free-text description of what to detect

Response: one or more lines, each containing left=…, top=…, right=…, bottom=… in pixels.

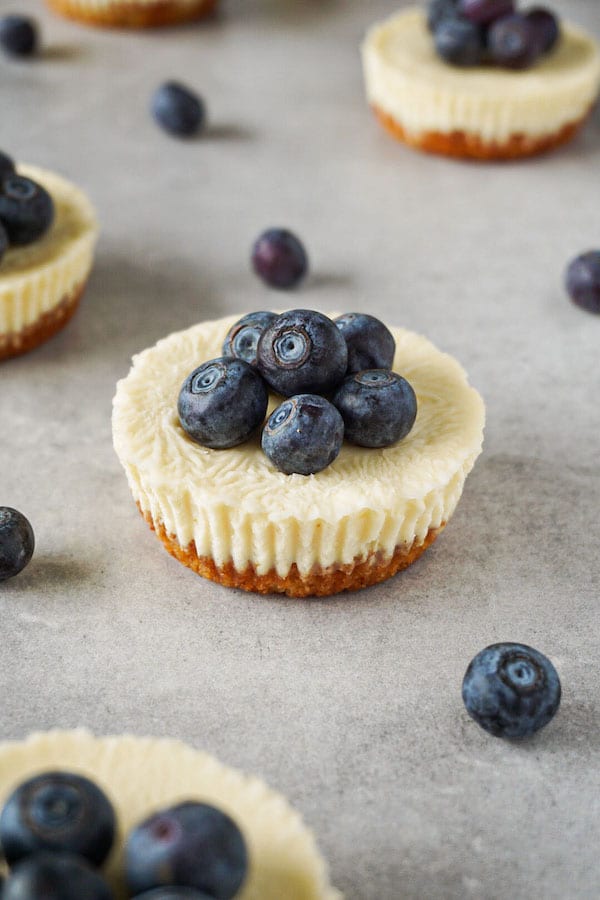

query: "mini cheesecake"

left=0, top=730, right=341, bottom=899
left=112, top=312, right=485, bottom=597
left=362, top=7, right=600, bottom=160
left=45, top=0, right=217, bottom=28
left=0, top=166, right=98, bottom=361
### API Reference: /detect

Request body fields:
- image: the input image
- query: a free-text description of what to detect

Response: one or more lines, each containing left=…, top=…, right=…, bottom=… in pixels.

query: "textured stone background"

left=1, top=1, right=599, bottom=897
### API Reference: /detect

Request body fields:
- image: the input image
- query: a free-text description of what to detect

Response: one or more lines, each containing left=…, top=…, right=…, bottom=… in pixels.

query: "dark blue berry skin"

left=2, top=852, right=114, bottom=900
left=178, top=357, right=268, bottom=450
left=526, top=7, right=560, bottom=54
left=132, top=890, right=215, bottom=899
left=462, top=643, right=561, bottom=739
left=434, top=17, right=486, bottom=66
left=262, top=394, right=344, bottom=476
left=125, top=802, right=248, bottom=899
left=251, top=229, right=308, bottom=290
left=332, top=371, right=417, bottom=449
left=565, top=251, right=600, bottom=315
left=221, top=311, right=277, bottom=366
left=0, top=151, right=15, bottom=181
left=427, top=0, right=460, bottom=32
left=0, top=176, right=54, bottom=246
left=0, top=507, right=34, bottom=582
left=0, top=771, right=116, bottom=867
left=458, top=0, right=514, bottom=26
left=0, top=16, right=38, bottom=57
left=151, top=82, right=205, bottom=138
left=334, top=313, right=395, bottom=375
left=257, top=309, right=347, bottom=397
left=488, top=13, right=541, bottom=69
left=0, top=219, right=8, bottom=266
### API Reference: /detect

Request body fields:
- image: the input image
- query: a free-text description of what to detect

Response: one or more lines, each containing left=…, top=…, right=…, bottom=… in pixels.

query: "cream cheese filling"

left=112, top=314, right=485, bottom=578
left=362, top=8, right=600, bottom=142
left=0, top=730, right=341, bottom=900
left=0, top=165, right=98, bottom=335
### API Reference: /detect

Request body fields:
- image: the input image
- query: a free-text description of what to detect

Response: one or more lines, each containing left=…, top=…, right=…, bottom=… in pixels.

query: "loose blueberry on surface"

left=332, top=371, right=417, bottom=449
left=125, top=801, right=248, bottom=899
left=0, top=176, right=54, bottom=246
left=334, top=313, right=395, bottom=375
left=151, top=82, right=205, bottom=138
left=251, top=228, right=308, bottom=290
left=0, top=771, right=116, bottom=867
left=178, top=357, right=268, bottom=449
left=427, top=0, right=460, bottom=32
left=0, top=507, right=34, bottom=582
left=488, top=13, right=541, bottom=69
left=565, top=251, right=600, bottom=315
left=434, top=17, right=486, bottom=66
left=221, top=310, right=277, bottom=365
left=462, top=642, right=561, bottom=739
left=132, top=890, right=215, bottom=899
left=0, top=150, right=16, bottom=181
left=525, top=7, right=560, bottom=54
left=261, top=394, right=344, bottom=476
left=0, top=16, right=38, bottom=57
left=257, top=309, right=348, bottom=397
left=2, top=852, right=114, bottom=900
left=458, top=0, right=514, bottom=26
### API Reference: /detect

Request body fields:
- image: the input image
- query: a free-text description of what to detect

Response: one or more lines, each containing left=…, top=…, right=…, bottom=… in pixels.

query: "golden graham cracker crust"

left=0, top=282, right=86, bottom=362
left=373, top=104, right=591, bottom=161
left=140, top=506, right=444, bottom=598
left=46, top=0, right=217, bottom=28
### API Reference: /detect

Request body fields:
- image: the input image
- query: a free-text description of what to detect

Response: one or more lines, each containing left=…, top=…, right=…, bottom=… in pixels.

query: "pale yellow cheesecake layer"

left=112, top=313, right=485, bottom=579
left=0, top=730, right=341, bottom=900
left=362, top=8, right=600, bottom=143
left=0, top=165, right=98, bottom=335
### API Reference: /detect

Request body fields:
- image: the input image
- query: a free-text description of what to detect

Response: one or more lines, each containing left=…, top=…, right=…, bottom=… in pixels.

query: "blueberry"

left=261, top=394, right=344, bottom=475
left=0, top=176, right=54, bottom=246
left=488, top=13, right=541, bottom=69
left=132, top=891, right=215, bottom=900
left=2, top=852, right=114, bottom=900
left=332, top=370, right=417, bottom=449
left=427, top=0, right=460, bottom=32
left=434, top=17, right=486, bottom=66
left=221, top=311, right=277, bottom=366
left=565, top=251, right=600, bottom=315
left=151, top=82, right=205, bottom=138
left=0, top=151, right=16, bottom=181
left=0, top=771, right=116, bottom=867
left=525, top=7, right=560, bottom=54
left=457, top=0, right=514, bottom=25
left=0, top=16, right=38, bottom=57
left=334, top=313, right=395, bottom=375
left=257, top=309, right=348, bottom=397
left=251, top=228, right=308, bottom=290
left=462, top=643, right=561, bottom=739
left=178, top=357, right=268, bottom=449
left=125, top=801, right=248, bottom=899
left=0, top=507, right=34, bottom=582
left=0, top=219, right=8, bottom=267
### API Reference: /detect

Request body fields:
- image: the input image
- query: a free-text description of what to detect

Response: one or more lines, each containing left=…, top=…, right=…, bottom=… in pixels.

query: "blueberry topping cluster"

left=0, top=150, right=55, bottom=267
left=179, top=310, right=418, bottom=476
left=427, top=1, right=560, bottom=69
left=0, top=773, right=248, bottom=900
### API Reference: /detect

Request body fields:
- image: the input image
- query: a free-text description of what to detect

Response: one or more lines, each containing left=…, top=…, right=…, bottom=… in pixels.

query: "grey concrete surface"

left=1, top=1, right=600, bottom=897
